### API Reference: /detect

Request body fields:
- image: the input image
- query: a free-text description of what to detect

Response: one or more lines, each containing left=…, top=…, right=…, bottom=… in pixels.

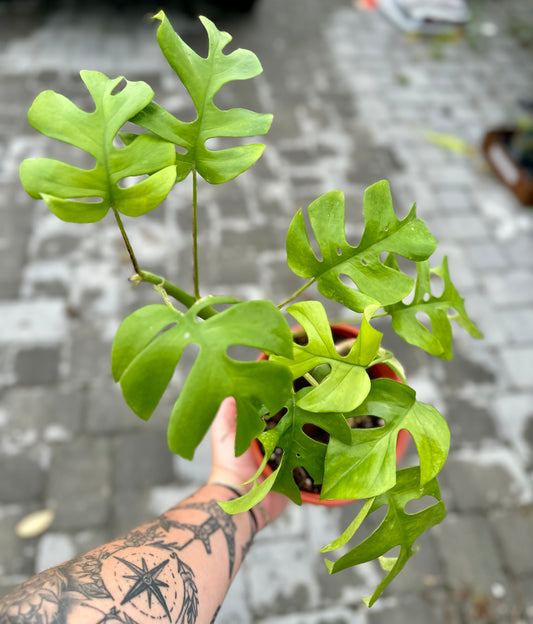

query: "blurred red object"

left=355, top=0, right=378, bottom=9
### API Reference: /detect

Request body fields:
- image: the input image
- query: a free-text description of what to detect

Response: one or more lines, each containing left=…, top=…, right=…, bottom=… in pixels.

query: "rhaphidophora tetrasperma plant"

left=19, top=12, right=482, bottom=606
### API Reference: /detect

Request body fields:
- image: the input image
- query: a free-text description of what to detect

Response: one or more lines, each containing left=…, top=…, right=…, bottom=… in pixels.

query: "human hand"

left=209, top=397, right=288, bottom=530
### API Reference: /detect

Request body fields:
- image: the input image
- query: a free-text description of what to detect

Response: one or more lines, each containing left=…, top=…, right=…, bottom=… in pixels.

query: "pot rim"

left=252, top=321, right=411, bottom=506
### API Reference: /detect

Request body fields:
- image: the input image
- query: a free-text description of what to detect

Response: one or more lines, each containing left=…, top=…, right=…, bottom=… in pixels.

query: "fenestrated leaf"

left=111, top=297, right=294, bottom=459
left=324, top=467, right=446, bottom=607
left=322, top=378, right=450, bottom=500
left=273, top=300, right=381, bottom=412
left=286, top=182, right=437, bottom=312
left=384, top=256, right=483, bottom=359
left=219, top=460, right=282, bottom=515
left=257, top=390, right=352, bottom=504
left=131, top=12, right=272, bottom=184
left=319, top=497, right=375, bottom=553
left=19, top=71, right=176, bottom=223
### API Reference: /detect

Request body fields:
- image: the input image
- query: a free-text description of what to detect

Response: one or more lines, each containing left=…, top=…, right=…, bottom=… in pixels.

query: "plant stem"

left=192, top=169, right=200, bottom=300
left=277, top=278, right=317, bottom=309
left=112, top=207, right=140, bottom=275
left=136, top=271, right=218, bottom=319
left=304, top=372, right=319, bottom=387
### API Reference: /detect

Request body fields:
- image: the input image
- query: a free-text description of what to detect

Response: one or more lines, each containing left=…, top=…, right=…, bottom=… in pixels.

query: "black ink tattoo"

left=0, top=526, right=199, bottom=624
left=0, top=494, right=246, bottom=624
left=169, top=500, right=237, bottom=579
left=210, top=605, right=221, bottom=624
left=114, top=556, right=172, bottom=620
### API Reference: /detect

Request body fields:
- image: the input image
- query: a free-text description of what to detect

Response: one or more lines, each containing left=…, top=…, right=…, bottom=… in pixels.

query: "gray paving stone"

left=0, top=505, right=37, bottom=577
left=367, top=591, right=460, bottom=624
left=465, top=240, right=511, bottom=271
left=14, top=347, right=61, bottom=386
left=35, top=532, right=76, bottom=573
left=85, top=381, right=156, bottom=434
left=110, top=487, right=153, bottom=538
left=0, top=455, right=44, bottom=503
left=0, top=300, right=66, bottom=346
left=1, top=0, right=533, bottom=620
left=517, top=576, right=533, bottom=624
left=244, top=538, right=322, bottom=617
left=483, top=270, right=533, bottom=307
left=68, top=322, right=113, bottom=384
left=490, top=506, right=533, bottom=577
left=2, top=386, right=83, bottom=442
left=501, top=347, right=533, bottom=390
left=112, top=430, right=174, bottom=492
left=432, top=513, right=509, bottom=598
left=442, top=397, right=497, bottom=445
left=424, top=214, right=492, bottom=243
left=47, top=437, right=112, bottom=531
left=258, top=606, right=366, bottom=624
left=441, top=451, right=528, bottom=512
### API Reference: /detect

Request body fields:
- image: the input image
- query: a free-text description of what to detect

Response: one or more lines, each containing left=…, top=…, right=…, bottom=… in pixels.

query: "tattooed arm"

left=0, top=398, right=288, bottom=624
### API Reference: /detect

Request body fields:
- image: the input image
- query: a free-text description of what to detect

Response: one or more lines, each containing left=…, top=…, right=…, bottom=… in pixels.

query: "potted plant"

left=19, top=12, right=482, bottom=607
left=482, top=102, right=533, bottom=205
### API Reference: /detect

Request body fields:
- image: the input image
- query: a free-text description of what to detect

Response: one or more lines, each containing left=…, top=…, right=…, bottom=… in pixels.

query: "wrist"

left=207, top=481, right=271, bottom=533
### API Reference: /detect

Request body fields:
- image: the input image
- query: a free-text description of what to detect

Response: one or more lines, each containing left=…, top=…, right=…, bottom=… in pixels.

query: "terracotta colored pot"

left=482, top=128, right=533, bottom=206
left=252, top=322, right=411, bottom=506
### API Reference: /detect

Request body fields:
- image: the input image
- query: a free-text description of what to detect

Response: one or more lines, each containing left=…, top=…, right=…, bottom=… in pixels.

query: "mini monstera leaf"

left=321, top=467, right=446, bottom=607
left=262, top=391, right=352, bottom=503
left=221, top=390, right=352, bottom=510
left=286, top=181, right=437, bottom=313
left=384, top=256, right=483, bottom=359
left=131, top=12, right=272, bottom=184
left=322, top=378, right=450, bottom=500
left=273, top=300, right=382, bottom=413
left=20, top=71, right=176, bottom=223
left=111, top=297, right=294, bottom=459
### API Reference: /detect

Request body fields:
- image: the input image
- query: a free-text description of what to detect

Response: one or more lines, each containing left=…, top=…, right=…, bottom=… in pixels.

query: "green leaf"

left=319, top=497, right=375, bottom=553
left=131, top=12, right=272, bottom=184
left=258, top=391, right=352, bottom=504
left=324, top=467, right=446, bottom=607
left=111, top=297, right=294, bottom=459
left=371, top=347, right=406, bottom=382
left=219, top=460, right=282, bottom=514
left=322, top=378, right=450, bottom=500
left=273, top=301, right=381, bottom=412
left=19, top=71, right=176, bottom=223
left=385, top=257, right=483, bottom=359
left=286, top=182, right=437, bottom=313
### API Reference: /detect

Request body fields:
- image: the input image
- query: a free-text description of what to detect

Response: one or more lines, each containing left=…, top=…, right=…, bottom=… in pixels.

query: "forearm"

left=0, top=484, right=254, bottom=624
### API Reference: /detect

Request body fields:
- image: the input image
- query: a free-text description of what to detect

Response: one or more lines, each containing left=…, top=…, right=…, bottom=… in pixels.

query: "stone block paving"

left=0, top=0, right=532, bottom=622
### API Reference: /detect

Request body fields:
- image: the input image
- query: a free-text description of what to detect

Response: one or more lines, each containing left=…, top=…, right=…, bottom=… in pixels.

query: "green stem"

left=112, top=207, right=140, bottom=275
left=136, top=271, right=218, bottom=319
left=304, top=372, right=319, bottom=387
left=277, top=278, right=316, bottom=309
left=192, top=169, right=200, bottom=300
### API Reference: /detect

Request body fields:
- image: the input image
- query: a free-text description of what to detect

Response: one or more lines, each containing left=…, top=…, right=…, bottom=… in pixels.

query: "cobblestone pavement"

left=1, top=0, right=533, bottom=622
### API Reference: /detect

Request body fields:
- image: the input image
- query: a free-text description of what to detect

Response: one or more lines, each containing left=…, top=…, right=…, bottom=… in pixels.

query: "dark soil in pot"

left=254, top=324, right=410, bottom=503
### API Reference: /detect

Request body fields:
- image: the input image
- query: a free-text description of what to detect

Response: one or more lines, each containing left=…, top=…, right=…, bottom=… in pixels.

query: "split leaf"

left=262, top=391, right=352, bottom=503
left=273, top=300, right=382, bottom=412
left=20, top=71, right=176, bottom=223
left=324, top=467, right=446, bottom=607
left=131, top=12, right=272, bottom=184
left=286, top=181, right=437, bottom=312
left=111, top=297, right=294, bottom=459
left=384, top=256, right=483, bottom=359
left=322, top=378, right=450, bottom=500
left=219, top=460, right=282, bottom=515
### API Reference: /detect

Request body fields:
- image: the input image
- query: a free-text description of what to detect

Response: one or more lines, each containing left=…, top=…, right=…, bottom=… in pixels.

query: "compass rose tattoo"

left=114, top=556, right=172, bottom=621
left=0, top=488, right=248, bottom=624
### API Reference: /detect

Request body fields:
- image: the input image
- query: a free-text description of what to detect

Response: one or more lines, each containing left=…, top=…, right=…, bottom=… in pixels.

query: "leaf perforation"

left=286, top=182, right=438, bottom=313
